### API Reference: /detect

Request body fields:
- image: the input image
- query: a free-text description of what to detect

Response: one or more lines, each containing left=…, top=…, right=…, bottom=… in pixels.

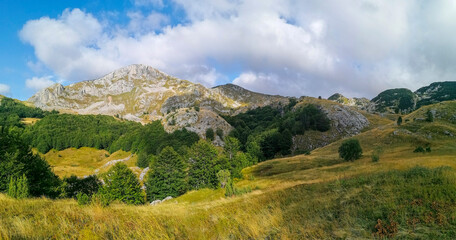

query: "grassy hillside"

left=1, top=101, right=456, bottom=239
left=41, top=148, right=136, bottom=178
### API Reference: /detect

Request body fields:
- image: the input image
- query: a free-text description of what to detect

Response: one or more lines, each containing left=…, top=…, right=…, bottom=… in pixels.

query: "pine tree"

left=99, top=163, right=145, bottom=205
left=17, top=174, right=29, bottom=199
left=145, top=146, right=187, bottom=201
left=7, top=177, right=17, bottom=198
left=188, top=140, right=219, bottom=189
left=7, top=174, right=29, bottom=199
left=397, top=116, right=403, bottom=126
left=225, top=178, right=234, bottom=197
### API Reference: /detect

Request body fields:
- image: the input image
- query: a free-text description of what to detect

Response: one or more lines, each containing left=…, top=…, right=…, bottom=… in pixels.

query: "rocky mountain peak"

left=99, top=64, right=169, bottom=83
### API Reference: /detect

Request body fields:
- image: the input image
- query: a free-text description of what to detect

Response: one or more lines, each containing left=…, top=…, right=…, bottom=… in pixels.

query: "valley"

left=1, top=65, right=456, bottom=239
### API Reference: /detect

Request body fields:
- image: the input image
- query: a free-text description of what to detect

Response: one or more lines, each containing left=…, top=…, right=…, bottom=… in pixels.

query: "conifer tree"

left=99, top=163, right=145, bottom=205
left=145, top=146, right=187, bottom=201
left=397, top=116, right=403, bottom=126
left=188, top=140, right=219, bottom=189
left=7, top=177, right=17, bottom=198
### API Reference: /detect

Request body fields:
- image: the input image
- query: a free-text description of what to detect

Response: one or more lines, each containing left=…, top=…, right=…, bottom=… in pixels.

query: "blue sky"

left=1, top=1, right=456, bottom=100
left=0, top=0, right=183, bottom=100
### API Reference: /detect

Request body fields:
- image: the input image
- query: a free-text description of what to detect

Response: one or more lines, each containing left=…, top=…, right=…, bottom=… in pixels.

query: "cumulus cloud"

left=19, top=0, right=456, bottom=98
left=25, top=76, right=56, bottom=91
left=0, top=84, right=11, bottom=95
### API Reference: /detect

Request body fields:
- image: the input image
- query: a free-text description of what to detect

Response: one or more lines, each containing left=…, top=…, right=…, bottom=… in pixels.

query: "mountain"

left=328, top=81, right=456, bottom=114
left=28, top=64, right=288, bottom=138
left=371, top=88, right=417, bottom=114
left=415, top=81, right=456, bottom=108
left=327, top=93, right=372, bottom=111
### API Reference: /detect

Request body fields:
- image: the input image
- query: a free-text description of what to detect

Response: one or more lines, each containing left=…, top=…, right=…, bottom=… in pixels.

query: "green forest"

left=0, top=97, right=331, bottom=204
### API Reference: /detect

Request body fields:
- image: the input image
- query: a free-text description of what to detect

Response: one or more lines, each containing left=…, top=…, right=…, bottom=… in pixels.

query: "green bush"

left=216, top=170, right=231, bottom=189
left=225, top=179, right=234, bottom=197
left=371, top=147, right=383, bottom=163
left=216, top=128, right=224, bottom=139
left=7, top=174, right=29, bottom=199
left=397, top=116, right=402, bottom=126
left=338, top=139, right=363, bottom=161
left=371, top=154, right=379, bottom=162
left=413, top=146, right=425, bottom=153
left=62, top=175, right=101, bottom=199
left=205, top=128, right=214, bottom=141
left=426, top=110, right=434, bottom=122
left=76, top=192, right=90, bottom=205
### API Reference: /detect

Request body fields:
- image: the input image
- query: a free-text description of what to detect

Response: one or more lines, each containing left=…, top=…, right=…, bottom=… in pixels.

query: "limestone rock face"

left=328, top=93, right=373, bottom=112
left=293, top=103, right=370, bottom=152
left=28, top=64, right=287, bottom=138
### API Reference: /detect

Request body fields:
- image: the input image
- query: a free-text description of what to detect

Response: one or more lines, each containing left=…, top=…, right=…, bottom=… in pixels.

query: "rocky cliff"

left=28, top=64, right=288, bottom=138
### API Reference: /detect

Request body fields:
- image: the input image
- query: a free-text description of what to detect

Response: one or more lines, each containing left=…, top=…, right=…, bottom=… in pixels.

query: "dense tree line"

left=23, top=114, right=140, bottom=153
left=224, top=103, right=330, bottom=160
left=22, top=114, right=199, bottom=155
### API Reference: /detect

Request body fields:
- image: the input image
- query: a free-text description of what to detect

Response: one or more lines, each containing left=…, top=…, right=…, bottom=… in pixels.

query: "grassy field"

left=42, top=148, right=137, bottom=178
left=2, top=102, right=456, bottom=239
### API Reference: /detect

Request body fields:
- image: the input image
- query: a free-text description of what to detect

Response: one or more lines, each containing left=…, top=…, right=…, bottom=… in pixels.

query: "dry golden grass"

left=20, top=118, right=40, bottom=125
left=42, top=148, right=136, bottom=178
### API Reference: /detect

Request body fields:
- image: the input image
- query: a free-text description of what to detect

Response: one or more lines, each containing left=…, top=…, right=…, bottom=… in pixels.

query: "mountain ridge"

left=328, top=81, right=456, bottom=114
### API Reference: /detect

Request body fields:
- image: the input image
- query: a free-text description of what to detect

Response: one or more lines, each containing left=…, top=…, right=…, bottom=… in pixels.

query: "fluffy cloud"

left=19, top=1, right=456, bottom=98
left=25, top=76, right=56, bottom=91
left=0, top=83, right=11, bottom=95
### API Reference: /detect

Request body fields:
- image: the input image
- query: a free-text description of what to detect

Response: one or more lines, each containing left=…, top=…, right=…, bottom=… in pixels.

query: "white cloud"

left=0, top=84, right=10, bottom=95
left=25, top=76, right=56, bottom=91
left=19, top=1, right=456, bottom=98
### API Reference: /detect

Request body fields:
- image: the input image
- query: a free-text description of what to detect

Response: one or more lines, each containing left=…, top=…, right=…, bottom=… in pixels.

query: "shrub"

left=225, top=179, right=234, bottom=197
left=426, top=146, right=432, bottom=152
left=371, top=154, right=380, bottom=162
left=397, top=116, right=402, bottom=126
left=338, top=139, right=362, bottom=161
left=62, top=175, right=101, bottom=199
left=414, top=146, right=425, bottom=153
left=217, top=170, right=231, bottom=188
left=205, top=128, right=214, bottom=141
left=371, top=147, right=383, bottom=163
left=426, top=110, right=434, bottom=122
left=76, top=192, right=90, bottom=205
left=7, top=174, right=29, bottom=199
left=216, top=128, right=224, bottom=139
